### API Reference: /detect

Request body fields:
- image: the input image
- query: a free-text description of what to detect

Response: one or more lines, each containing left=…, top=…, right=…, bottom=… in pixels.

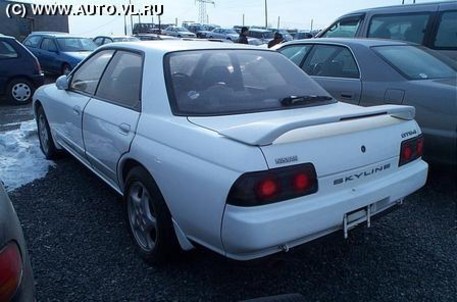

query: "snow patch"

left=0, top=119, right=54, bottom=192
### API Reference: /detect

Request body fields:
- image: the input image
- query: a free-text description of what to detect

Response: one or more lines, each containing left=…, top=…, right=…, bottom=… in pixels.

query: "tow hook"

left=279, top=244, right=290, bottom=252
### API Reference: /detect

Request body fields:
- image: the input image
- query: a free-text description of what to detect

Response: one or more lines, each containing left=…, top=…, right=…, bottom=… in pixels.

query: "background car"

left=208, top=28, right=239, bottom=41
left=162, top=26, right=196, bottom=38
left=23, top=32, right=97, bottom=75
left=275, top=38, right=457, bottom=165
left=0, top=180, right=36, bottom=301
left=93, top=35, right=139, bottom=46
left=315, top=1, right=457, bottom=61
left=247, top=28, right=274, bottom=44
left=134, top=33, right=180, bottom=41
left=0, top=34, right=44, bottom=105
left=294, top=31, right=314, bottom=39
left=34, top=41, right=426, bottom=265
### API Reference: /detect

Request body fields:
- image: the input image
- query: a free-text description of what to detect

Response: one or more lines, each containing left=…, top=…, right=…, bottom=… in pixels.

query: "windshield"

left=165, top=50, right=334, bottom=116
left=373, top=45, right=457, bottom=80
left=57, top=38, right=97, bottom=52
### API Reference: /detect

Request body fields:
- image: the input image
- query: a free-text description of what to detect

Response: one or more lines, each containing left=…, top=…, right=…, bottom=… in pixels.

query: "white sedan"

left=33, top=41, right=428, bottom=264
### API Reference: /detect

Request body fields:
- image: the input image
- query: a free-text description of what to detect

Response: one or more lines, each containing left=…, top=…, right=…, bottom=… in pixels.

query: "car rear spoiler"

left=218, top=105, right=415, bottom=146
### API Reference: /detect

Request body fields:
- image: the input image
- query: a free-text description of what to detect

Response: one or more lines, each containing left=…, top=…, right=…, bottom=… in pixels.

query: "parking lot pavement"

left=6, top=143, right=457, bottom=301
left=1, top=98, right=456, bottom=301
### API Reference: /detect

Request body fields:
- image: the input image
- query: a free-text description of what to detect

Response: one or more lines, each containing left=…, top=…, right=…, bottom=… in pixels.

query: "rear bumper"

left=30, top=74, right=45, bottom=89
left=221, top=159, right=428, bottom=260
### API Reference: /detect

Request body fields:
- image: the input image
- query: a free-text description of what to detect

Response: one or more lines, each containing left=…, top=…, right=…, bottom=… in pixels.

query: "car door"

left=39, top=38, right=60, bottom=74
left=47, top=49, right=115, bottom=161
left=301, top=44, right=362, bottom=105
left=82, top=50, right=142, bottom=187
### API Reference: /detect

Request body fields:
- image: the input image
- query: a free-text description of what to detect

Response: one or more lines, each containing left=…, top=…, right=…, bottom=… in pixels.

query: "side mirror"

left=56, top=75, right=69, bottom=90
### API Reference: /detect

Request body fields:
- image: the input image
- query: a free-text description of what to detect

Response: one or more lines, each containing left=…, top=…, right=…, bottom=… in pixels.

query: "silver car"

left=208, top=28, right=239, bottom=41
left=162, top=26, right=196, bottom=38
left=276, top=38, right=457, bottom=165
left=0, top=181, right=35, bottom=301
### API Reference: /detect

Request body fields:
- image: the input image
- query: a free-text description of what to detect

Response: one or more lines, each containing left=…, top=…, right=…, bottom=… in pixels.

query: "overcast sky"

left=27, top=0, right=442, bottom=36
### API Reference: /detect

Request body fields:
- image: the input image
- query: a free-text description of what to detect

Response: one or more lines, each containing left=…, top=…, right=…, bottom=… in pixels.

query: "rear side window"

left=23, top=35, right=41, bottom=48
left=434, top=11, right=457, bottom=49
left=96, top=51, right=143, bottom=110
left=368, top=13, right=430, bottom=44
left=373, top=45, right=457, bottom=80
left=70, top=50, right=115, bottom=95
left=320, top=16, right=363, bottom=38
left=0, top=41, right=18, bottom=59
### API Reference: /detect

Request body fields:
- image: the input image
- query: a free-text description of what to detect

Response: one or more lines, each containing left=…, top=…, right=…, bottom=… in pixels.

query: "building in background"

left=0, top=0, right=68, bottom=41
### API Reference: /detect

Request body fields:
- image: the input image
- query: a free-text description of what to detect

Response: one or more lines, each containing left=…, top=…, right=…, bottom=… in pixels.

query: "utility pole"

left=264, top=0, right=268, bottom=28
left=129, top=0, right=134, bottom=35
left=196, top=0, right=215, bottom=24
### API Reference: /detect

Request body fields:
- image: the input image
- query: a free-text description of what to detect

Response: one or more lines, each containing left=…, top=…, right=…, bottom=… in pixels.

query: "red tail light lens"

left=228, top=163, right=318, bottom=206
left=0, top=242, right=22, bottom=301
left=256, top=178, right=280, bottom=200
left=399, top=135, right=424, bottom=166
left=293, top=172, right=311, bottom=192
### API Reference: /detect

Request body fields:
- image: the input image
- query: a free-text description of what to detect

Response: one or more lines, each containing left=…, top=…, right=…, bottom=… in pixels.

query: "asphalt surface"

left=2, top=103, right=457, bottom=302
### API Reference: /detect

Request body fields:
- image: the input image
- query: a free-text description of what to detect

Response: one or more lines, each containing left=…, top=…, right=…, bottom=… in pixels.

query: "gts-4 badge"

left=275, top=155, right=298, bottom=165
left=334, top=164, right=391, bottom=185
left=402, top=129, right=417, bottom=139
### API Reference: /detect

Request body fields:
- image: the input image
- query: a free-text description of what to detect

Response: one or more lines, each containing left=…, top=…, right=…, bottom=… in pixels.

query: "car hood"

left=188, top=102, right=415, bottom=146
left=62, top=51, right=92, bottom=61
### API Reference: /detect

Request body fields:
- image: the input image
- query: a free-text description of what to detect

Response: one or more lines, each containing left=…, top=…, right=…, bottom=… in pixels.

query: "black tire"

left=61, top=63, right=71, bottom=75
left=124, top=166, right=180, bottom=265
left=36, top=106, right=59, bottom=159
left=7, top=78, right=34, bottom=105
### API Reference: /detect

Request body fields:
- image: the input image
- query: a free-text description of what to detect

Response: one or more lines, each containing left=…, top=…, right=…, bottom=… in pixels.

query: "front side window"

left=166, top=50, right=334, bottom=116
left=373, top=45, right=457, bottom=80
left=70, top=50, right=115, bottom=94
left=96, top=51, right=143, bottom=109
left=278, top=45, right=312, bottom=67
left=0, top=41, right=18, bottom=59
left=320, top=15, right=363, bottom=38
left=434, top=11, right=457, bottom=49
left=368, top=13, right=430, bottom=43
left=41, top=38, right=57, bottom=52
left=302, top=45, right=360, bottom=78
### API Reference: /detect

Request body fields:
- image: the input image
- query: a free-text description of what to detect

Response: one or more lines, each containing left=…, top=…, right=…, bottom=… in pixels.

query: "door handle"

left=118, top=123, right=131, bottom=134
left=73, top=105, right=81, bottom=115
left=340, top=93, right=354, bottom=99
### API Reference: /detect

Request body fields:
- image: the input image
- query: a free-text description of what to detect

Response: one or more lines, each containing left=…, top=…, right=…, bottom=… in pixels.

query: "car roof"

left=27, top=32, right=85, bottom=38
left=101, top=40, right=270, bottom=54
left=346, top=0, right=455, bottom=14
left=283, top=37, right=413, bottom=48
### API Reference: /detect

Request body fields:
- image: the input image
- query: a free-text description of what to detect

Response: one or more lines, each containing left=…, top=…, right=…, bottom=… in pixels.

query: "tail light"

left=399, top=135, right=424, bottom=166
left=0, top=242, right=23, bottom=301
left=33, top=57, right=43, bottom=75
left=227, top=163, right=318, bottom=207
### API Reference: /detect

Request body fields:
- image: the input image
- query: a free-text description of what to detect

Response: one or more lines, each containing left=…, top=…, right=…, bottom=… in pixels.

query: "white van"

left=316, top=1, right=457, bottom=61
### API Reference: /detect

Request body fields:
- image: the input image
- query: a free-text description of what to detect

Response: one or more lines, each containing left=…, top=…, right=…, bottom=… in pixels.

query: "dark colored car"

left=23, top=32, right=97, bottom=75
left=0, top=34, right=44, bottom=105
left=0, top=180, right=36, bottom=301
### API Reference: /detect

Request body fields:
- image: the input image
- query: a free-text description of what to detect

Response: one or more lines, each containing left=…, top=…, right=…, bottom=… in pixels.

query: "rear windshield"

left=372, top=45, right=457, bottom=80
left=56, top=38, right=97, bottom=52
left=165, top=49, right=334, bottom=116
